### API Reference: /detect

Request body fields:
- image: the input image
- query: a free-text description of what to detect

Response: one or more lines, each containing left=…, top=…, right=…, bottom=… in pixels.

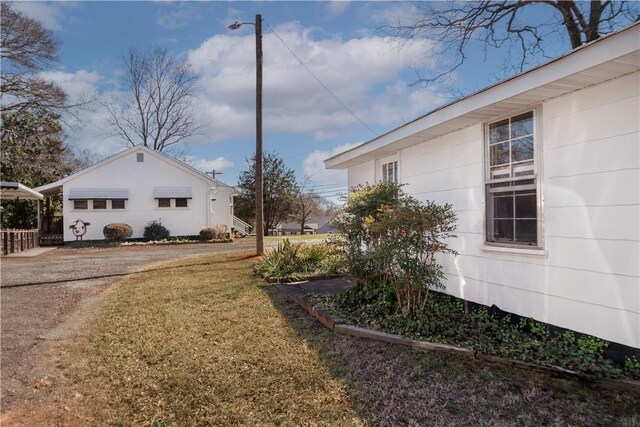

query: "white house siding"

left=62, top=150, right=234, bottom=241
left=347, top=160, right=375, bottom=189
left=347, top=72, right=640, bottom=348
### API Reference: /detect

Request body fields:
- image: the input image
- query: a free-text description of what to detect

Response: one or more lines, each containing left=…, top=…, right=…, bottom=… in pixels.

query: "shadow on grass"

left=261, top=284, right=640, bottom=426
left=2, top=254, right=259, bottom=289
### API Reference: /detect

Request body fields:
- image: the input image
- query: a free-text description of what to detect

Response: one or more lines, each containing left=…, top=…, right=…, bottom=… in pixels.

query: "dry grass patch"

left=58, top=252, right=363, bottom=426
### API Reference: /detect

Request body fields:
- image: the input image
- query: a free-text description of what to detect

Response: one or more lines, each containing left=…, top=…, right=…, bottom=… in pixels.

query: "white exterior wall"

left=62, top=149, right=234, bottom=241
left=348, top=160, right=375, bottom=189
left=347, top=73, right=640, bottom=348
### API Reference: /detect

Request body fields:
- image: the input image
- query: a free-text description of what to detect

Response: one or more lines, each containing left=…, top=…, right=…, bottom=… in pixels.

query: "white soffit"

left=325, top=24, right=640, bottom=170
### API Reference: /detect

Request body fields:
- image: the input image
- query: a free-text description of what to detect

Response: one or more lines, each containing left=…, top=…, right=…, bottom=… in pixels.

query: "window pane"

left=393, top=161, right=398, bottom=183
left=382, top=164, right=388, bottom=182
left=494, top=196, right=513, bottom=218
left=489, top=119, right=509, bottom=143
left=93, top=200, right=107, bottom=209
left=511, top=136, right=534, bottom=162
left=513, top=162, right=534, bottom=176
left=515, top=193, right=536, bottom=218
left=491, top=165, right=510, bottom=180
left=175, top=198, right=188, bottom=208
left=158, top=198, right=171, bottom=208
left=515, top=220, right=537, bottom=244
left=490, top=141, right=510, bottom=166
left=493, top=219, right=514, bottom=241
left=112, top=199, right=125, bottom=209
left=511, top=112, right=533, bottom=138
left=74, top=200, right=88, bottom=210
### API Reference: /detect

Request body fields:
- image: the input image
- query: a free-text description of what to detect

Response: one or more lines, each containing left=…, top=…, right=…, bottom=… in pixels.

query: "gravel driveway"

left=0, top=240, right=257, bottom=413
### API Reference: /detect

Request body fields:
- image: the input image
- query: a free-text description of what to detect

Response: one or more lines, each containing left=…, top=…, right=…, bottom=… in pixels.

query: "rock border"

left=294, top=295, right=640, bottom=392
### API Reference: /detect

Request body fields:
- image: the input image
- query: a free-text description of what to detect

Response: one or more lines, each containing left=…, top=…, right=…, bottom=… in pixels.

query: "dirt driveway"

left=0, top=240, right=256, bottom=413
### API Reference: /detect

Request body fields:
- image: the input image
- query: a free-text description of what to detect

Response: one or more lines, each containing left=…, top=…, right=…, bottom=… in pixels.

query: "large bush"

left=103, top=223, right=133, bottom=242
left=143, top=220, right=170, bottom=241
left=333, top=182, right=457, bottom=315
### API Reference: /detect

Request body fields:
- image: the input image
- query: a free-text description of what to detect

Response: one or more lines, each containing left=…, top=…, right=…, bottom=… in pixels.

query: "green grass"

left=14, top=252, right=639, bottom=426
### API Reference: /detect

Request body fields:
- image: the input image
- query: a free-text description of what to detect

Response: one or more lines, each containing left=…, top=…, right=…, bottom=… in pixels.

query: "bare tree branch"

left=383, top=0, right=639, bottom=86
left=105, top=47, right=203, bottom=153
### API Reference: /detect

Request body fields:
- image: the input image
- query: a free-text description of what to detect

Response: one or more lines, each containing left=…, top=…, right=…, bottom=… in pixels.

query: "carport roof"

left=0, top=182, right=44, bottom=200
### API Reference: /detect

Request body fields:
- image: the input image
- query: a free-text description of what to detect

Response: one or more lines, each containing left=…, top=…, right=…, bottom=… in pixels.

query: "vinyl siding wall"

left=347, top=72, right=640, bottom=348
left=62, top=150, right=234, bottom=241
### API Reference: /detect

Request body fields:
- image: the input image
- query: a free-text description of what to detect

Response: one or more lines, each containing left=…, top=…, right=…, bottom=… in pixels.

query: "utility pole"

left=206, top=170, right=223, bottom=180
left=255, top=14, right=264, bottom=255
left=228, top=14, right=264, bottom=255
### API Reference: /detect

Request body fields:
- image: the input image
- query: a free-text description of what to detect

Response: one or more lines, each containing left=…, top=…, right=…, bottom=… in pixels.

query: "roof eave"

left=325, top=22, right=640, bottom=170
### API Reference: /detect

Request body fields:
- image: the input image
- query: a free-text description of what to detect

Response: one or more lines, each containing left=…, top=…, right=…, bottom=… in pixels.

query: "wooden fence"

left=1, top=229, right=39, bottom=255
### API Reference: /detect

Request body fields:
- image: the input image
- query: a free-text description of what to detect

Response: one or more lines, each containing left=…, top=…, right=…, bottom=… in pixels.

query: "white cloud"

left=371, top=2, right=420, bottom=27
left=39, top=70, right=102, bottom=102
left=11, top=2, right=77, bottom=32
left=302, top=142, right=361, bottom=194
left=185, top=155, right=235, bottom=174
left=156, top=3, right=201, bottom=30
left=188, top=23, right=441, bottom=142
left=327, top=1, right=350, bottom=15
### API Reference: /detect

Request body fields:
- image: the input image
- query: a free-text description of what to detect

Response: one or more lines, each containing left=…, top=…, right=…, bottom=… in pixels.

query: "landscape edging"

left=294, top=295, right=640, bottom=392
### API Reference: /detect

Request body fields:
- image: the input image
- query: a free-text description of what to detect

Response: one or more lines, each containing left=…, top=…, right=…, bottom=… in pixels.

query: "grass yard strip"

left=15, top=252, right=639, bottom=426
left=64, top=252, right=363, bottom=426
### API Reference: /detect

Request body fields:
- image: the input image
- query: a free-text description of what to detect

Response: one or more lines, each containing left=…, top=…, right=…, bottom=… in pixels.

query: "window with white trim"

left=74, top=200, right=88, bottom=210
left=382, top=161, right=398, bottom=184
left=485, top=110, right=540, bottom=246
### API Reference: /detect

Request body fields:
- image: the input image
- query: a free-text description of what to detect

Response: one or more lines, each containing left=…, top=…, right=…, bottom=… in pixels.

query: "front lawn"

left=11, top=252, right=639, bottom=425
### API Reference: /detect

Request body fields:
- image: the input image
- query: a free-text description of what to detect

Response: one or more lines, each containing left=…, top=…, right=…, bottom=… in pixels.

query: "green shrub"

left=143, top=221, right=170, bottom=241
left=103, top=223, right=133, bottom=242
left=254, top=239, right=346, bottom=281
left=333, top=182, right=457, bottom=315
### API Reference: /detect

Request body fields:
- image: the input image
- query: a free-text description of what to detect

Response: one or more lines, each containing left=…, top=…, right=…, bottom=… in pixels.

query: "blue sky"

left=13, top=1, right=594, bottom=197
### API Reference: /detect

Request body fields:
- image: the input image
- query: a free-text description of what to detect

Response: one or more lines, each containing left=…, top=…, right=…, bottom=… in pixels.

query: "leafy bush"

left=143, top=220, right=170, bottom=241
left=333, top=182, right=457, bottom=315
left=199, top=225, right=230, bottom=240
left=254, top=239, right=346, bottom=281
left=318, top=289, right=630, bottom=378
left=103, top=223, right=133, bottom=242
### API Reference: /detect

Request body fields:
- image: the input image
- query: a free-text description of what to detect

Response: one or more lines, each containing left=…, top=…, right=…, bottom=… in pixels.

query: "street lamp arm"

left=228, top=21, right=256, bottom=30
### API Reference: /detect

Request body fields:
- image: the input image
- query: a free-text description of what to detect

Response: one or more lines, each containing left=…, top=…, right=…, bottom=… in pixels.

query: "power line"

left=264, top=21, right=379, bottom=137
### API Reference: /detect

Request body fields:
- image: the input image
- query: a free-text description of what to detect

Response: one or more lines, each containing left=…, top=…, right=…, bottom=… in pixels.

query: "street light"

left=229, top=14, right=264, bottom=256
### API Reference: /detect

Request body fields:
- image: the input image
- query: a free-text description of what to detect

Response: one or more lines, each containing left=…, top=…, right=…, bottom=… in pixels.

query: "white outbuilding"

left=325, top=23, right=640, bottom=350
left=36, top=146, right=250, bottom=242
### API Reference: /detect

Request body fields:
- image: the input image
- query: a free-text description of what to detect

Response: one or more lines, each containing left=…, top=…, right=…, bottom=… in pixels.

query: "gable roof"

left=326, top=22, right=640, bottom=170
left=35, top=146, right=235, bottom=195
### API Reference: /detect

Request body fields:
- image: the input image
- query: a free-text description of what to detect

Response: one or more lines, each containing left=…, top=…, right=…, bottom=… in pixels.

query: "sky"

left=11, top=0, right=590, bottom=199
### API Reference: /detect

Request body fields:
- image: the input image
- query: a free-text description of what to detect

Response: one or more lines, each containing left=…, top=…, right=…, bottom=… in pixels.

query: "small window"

left=93, top=200, right=107, bottom=210
left=74, top=200, right=88, bottom=210
left=382, top=161, right=398, bottom=184
left=112, top=199, right=125, bottom=210
left=158, top=198, right=171, bottom=208
left=175, top=198, right=188, bottom=208
left=137, top=153, right=144, bottom=162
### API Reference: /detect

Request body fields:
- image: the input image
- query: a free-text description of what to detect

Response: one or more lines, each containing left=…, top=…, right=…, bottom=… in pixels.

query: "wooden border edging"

left=294, top=296, right=640, bottom=392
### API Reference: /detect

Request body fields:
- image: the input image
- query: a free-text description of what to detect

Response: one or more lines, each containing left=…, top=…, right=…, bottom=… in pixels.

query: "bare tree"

left=290, top=178, right=322, bottom=235
left=386, top=1, right=639, bottom=85
left=106, top=47, right=201, bottom=152
left=0, top=2, right=67, bottom=114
